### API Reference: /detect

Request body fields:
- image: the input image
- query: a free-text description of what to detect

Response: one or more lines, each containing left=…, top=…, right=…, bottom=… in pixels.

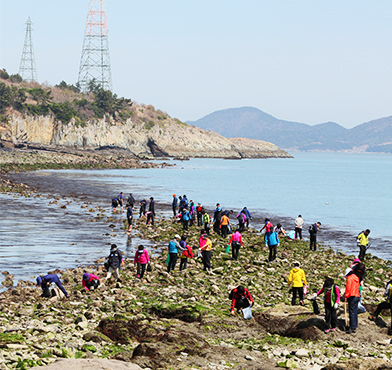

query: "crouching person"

left=82, top=273, right=99, bottom=291
left=230, top=285, right=254, bottom=315
left=36, top=274, right=69, bottom=298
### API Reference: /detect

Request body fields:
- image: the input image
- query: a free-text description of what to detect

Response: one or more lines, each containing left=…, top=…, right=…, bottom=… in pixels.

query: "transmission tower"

left=78, top=0, right=113, bottom=92
left=19, top=17, right=38, bottom=83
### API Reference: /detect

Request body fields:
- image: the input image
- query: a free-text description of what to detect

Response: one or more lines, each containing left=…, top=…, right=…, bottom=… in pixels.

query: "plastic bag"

left=166, top=254, right=170, bottom=267
left=242, top=306, right=253, bottom=320
left=312, top=299, right=320, bottom=315
left=303, top=285, right=308, bottom=295
left=225, top=245, right=230, bottom=254
left=147, top=263, right=152, bottom=272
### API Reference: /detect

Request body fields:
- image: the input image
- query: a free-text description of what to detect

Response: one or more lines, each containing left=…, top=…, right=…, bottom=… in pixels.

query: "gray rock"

left=295, top=348, right=309, bottom=358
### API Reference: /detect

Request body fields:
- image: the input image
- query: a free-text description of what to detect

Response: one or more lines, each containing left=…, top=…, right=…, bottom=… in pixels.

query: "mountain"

left=187, top=107, right=392, bottom=152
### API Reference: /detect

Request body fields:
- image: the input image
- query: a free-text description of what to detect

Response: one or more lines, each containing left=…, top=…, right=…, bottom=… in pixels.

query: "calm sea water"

left=1, top=151, right=392, bottom=287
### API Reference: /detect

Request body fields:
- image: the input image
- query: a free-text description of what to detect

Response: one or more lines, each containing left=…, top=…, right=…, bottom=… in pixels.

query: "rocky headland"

left=1, top=182, right=392, bottom=370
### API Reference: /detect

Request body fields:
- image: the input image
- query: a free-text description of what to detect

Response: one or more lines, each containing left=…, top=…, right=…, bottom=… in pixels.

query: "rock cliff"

left=1, top=109, right=291, bottom=159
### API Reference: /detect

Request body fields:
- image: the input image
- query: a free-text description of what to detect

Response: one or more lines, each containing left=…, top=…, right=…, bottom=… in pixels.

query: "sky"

left=0, top=0, right=391, bottom=128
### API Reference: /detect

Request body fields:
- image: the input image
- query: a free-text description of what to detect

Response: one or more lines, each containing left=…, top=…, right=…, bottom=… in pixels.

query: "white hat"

left=174, top=234, right=181, bottom=239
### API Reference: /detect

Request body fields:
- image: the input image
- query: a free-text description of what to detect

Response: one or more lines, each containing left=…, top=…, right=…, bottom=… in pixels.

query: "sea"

left=1, top=151, right=391, bottom=288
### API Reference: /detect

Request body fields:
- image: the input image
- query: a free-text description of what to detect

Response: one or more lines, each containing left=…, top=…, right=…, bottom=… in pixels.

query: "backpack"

left=308, top=224, right=315, bottom=234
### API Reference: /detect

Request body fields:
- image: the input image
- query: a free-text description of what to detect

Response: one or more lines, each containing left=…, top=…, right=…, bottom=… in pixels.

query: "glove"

left=277, top=243, right=280, bottom=247
left=334, top=303, right=338, bottom=309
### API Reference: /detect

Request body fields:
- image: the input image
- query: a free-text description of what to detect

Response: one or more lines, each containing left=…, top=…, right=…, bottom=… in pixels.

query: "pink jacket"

left=82, top=274, right=99, bottom=291
left=134, top=249, right=150, bottom=264
left=229, top=231, right=243, bottom=246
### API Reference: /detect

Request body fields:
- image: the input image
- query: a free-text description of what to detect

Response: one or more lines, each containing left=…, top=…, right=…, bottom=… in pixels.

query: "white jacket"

left=295, top=217, right=304, bottom=228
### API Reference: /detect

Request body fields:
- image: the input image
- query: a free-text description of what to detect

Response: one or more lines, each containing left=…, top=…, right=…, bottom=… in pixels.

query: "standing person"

left=189, top=200, right=196, bottom=226
left=139, top=198, right=147, bottom=218
left=241, top=207, right=251, bottom=228
left=172, top=194, right=178, bottom=217
left=288, top=261, right=307, bottom=306
left=181, top=194, right=189, bottom=209
left=368, top=275, right=392, bottom=324
left=105, top=244, right=124, bottom=282
left=180, top=208, right=191, bottom=230
left=213, top=204, right=222, bottom=235
left=313, top=277, right=341, bottom=333
left=178, top=196, right=183, bottom=212
left=196, top=203, right=203, bottom=226
left=126, top=205, right=133, bottom=233
left=220, top=212, right=230, bottom=238
left=236, top=211, right=247, bottom=232
left=148, top=197, right=156, bottom=224
left=134, top=245, right=150, bottom=280
left=36, top=274, right=69, bottom=298
left=203, top=211, right=211, bottom=235
left=200, top=234, right=212, bottom=272
left=344, top=263, right=365, bottom=334
left=309, top=222, right=321, bottom=251
left=230, top=285, right=254, bottom=315
left=126, top=193, right=135, bottom=208
left=117, top=192, right=124, bottom=212
left=260, top=218, right=273, bottom=233
left=228, top=229, right=243, bottom=260
left=179, top=235, right=193, bottom=271
left=357, top=229, right=370, bottom=261
left=167, top=235, right=183, bottom=273
left=295, top=215, right=304, bottom=240
left=82, top=273, right=99, bottom=291
left=265, top=230, right=280, bottom=263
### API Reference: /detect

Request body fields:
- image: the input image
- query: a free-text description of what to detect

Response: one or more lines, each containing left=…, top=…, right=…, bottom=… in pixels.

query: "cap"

left=174, top=234, right=181, bottom=239
left=353, top=258, right=361, bottom=263
left=36, top=276, right=42, bottom=286
left=173, top=194, right=176, bottom=197
left=111, top=244, right=118, bottom=251
left=83, top=273, right=90, bottom=281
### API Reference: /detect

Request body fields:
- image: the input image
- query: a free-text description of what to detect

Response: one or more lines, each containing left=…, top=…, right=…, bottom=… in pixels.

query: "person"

left=274, top=223, right=286, bottom=237
left=368, top=275, right=392, bottom=323
left=134, top=245, right=150, bottom=280
left=203, top=211, right=211, bottom=235
left=357, top=229, right=370, bottom=261
left=167, top=235, right=183, bottom=273
left=265, top=229, right=280, bottom=263
left=126, top=193, right=135, bottom=208
left=228, top=229, right=243, bottom=260
left=230, top=285, right=254, bottom=315
left=82, top=273, right=99, bottom=291
left=213, top=204, right=222, bottom=235
left=146, top=211, right=154, bottom=225
left=241, top=207, right=251, bottom=228
left=189, top=200, right=196, bottom=226
left=36, top=274, right=69, bottom=298
left=172, top=194, right=178, bottom=217
left=178, top=196, right=183, bottom=212
left=309, top=222, right=321, bottom=251
left=220, top=212, right=230, bottom=238
left=200, top=234, right=212, bottom=272
left=295, top=215, right=304, bottom=240
left=344, top=262, right=365, bottom=334
left=139, top=198, right=147, bottom=218
left=105, top=244, right=124, bottom=282
left=236, top=211, right=247, bottom=232
left=111, top=197, right=119, bottom=213
left=180, top=194, right=189, bottom=210
left=179, top=235, right=193, bottom=271
left=117, top=192, right=124, bottom=212
left=260, top=218, right=273, bottom=233
left=148, top=197, right=155, bottom=225
left=288, top=261, right=307, bottom=306
left=126, top=205, right=133, bottom=233
left=358, top=283, right=367, bottom=313
left=196, top=203, right=203, bottom=226
left=313, top=277, right=340, bottom=333
left=180, top=208, right=191, bottom=230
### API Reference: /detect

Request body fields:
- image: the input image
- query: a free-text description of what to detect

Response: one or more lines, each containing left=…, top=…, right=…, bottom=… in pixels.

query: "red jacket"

left=181, top=245, right=194, bottom=258
left=230, top=288, right=253, bottom=311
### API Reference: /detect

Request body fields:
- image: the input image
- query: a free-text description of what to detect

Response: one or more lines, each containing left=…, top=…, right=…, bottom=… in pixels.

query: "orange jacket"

left=345, top=273, right=360, bottom=298
left=220, top=215, right=230, bottom=227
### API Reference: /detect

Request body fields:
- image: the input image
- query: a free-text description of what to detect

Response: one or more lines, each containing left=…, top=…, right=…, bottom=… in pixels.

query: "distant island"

left=187, top=107, right=392, bottom=153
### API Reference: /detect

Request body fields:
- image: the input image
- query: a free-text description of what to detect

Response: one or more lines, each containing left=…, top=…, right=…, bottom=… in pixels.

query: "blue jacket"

left=181, top=210, right=191, bottom=221
left=172, top=196, right=178, bottom=207
left=241, top=208, right=251, bottom=219
left=41, top=274, right=68, bottom=297
left=265, top=231, right=280, bottom=246
left=168, top=240, right=184, bottom=253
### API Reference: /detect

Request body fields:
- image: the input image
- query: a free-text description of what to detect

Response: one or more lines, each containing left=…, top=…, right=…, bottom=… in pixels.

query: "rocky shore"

left=1, top=182, right=392, bottom=369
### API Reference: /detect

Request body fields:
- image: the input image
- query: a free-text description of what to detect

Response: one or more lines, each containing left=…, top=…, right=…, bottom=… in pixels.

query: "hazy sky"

left=0, top=0, right=391, bottom=128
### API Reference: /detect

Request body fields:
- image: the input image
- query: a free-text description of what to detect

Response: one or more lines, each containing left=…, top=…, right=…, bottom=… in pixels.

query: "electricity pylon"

left=19, top=17, right=38, bottom=83
left=77, top=0, right=113, bottom=92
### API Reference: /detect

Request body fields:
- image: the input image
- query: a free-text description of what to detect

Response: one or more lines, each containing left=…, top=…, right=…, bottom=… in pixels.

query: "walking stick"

left=344, top=300, right=349, bottom=330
